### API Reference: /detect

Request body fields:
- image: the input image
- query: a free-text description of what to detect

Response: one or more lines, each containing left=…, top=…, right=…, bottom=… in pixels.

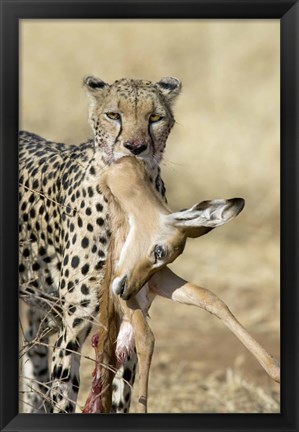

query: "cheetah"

left=19, top=76, right=181, bottom=413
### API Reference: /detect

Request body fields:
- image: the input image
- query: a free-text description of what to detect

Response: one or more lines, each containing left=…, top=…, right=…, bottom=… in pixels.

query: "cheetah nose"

left=124, top=141, right=147, bottom=155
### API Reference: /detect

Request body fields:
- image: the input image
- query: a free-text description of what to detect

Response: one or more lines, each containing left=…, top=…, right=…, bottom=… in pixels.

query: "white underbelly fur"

left=115, top=283, right=155, bottom=362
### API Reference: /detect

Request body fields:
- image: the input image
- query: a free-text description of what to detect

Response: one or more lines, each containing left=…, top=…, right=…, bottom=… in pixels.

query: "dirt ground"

left=19, top=20, right=280, bottom=413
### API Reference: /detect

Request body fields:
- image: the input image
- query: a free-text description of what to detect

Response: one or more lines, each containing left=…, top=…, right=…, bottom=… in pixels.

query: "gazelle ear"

left=155, top=77, right=182, bottom=104
left=168, top=198, right=245, bottom=238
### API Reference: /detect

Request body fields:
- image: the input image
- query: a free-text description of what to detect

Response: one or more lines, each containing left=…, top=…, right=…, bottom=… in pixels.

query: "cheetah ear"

left=83, top=75, right=109, bottom=98
left=155, top=77, right=182, bottom=104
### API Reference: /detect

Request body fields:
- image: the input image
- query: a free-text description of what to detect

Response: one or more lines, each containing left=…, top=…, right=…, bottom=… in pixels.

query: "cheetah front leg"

left=50, top=320, right=92, bottom=413
left=111, top=351, right=137, bottom=413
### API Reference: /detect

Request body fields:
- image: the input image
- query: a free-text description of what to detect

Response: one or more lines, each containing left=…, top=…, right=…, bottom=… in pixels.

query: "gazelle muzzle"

left=112, top=275, right=128, bottom=298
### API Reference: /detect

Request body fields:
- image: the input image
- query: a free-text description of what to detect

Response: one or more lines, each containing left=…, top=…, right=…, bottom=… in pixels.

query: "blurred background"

left=20, top=20, right=280, bottom=413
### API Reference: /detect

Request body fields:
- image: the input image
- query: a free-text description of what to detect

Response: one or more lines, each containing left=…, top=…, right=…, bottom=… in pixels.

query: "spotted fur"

left=19, top=77, right=181, bottom=413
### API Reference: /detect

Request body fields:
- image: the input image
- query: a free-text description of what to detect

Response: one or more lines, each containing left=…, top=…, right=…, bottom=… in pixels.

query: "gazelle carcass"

left=83, top=155, right=280, bottom=413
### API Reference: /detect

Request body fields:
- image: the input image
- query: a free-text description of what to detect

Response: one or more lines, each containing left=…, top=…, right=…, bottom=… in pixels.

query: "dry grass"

left=19, top=20, right=280, bottom=413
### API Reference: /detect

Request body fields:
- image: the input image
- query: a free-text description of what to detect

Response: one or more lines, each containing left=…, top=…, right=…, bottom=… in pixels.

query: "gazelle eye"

left=106, top=112, right=121, bottom=120
left=149, top=114, right=162, bottom=122
left=153, top=245, right=166, bottom=263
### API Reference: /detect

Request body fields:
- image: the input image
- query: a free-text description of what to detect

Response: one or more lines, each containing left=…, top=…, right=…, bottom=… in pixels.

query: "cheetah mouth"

left=113, top=140, right=155, bottom=162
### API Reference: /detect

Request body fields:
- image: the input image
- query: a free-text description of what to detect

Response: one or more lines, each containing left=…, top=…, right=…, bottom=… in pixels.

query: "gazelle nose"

left=112, top=275, right=127, bottom=296
left=124, top=141, right=147, bottom=155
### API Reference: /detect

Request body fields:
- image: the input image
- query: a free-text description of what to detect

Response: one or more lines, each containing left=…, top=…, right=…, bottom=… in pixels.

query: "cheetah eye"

left=149, top=114, right=162, bottom=123
left=153, top=245, right=166, bottom=263
left=106, top=112, right=121, bottom=120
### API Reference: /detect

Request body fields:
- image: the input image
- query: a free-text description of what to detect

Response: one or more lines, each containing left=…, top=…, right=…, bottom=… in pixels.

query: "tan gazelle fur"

left=83, top=156, right=280, bottom=414
left=101, top=156, right=245, bottom=301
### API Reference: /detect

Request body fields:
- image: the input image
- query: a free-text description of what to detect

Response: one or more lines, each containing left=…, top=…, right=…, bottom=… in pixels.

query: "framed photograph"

left=0, top=1, right=298, bottom=432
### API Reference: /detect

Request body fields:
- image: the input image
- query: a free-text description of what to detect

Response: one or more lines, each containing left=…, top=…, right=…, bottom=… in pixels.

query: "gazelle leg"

left=83, top=289, right=118, bottom=414
left=126, top=301, right=155, bottom=413
left=82, top=331, right=117, bottom=414
left=150, top=267, right=280, bottom=383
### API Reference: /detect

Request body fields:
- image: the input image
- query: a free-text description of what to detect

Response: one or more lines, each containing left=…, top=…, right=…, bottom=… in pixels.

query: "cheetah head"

left=83, top=76, right=181, bottom=167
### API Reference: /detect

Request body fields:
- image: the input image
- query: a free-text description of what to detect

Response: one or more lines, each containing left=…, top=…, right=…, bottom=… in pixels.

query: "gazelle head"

left=101, top=156, right=244, bottom=301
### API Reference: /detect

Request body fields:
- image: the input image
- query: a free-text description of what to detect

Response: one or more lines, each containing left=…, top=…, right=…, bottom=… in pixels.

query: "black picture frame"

left=0, top=1, right=298, bottom=431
